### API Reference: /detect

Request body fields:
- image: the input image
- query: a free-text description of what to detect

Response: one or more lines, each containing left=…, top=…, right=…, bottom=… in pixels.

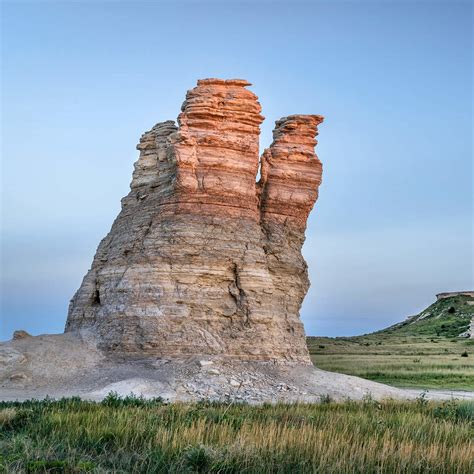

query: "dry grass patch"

left=0, top=396, right=472, bottom=472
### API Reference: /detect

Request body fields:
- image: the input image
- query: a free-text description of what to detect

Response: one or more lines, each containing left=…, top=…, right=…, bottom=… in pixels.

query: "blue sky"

left=1, top=0, right=472, bottom=339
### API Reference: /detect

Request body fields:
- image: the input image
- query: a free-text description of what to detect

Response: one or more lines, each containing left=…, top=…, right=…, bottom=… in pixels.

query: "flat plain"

left=308, top=335, right=473, bottom=390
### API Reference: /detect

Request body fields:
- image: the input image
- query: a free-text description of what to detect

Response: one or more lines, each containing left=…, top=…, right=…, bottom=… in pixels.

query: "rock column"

left=66, top=79, right=323, bottom=364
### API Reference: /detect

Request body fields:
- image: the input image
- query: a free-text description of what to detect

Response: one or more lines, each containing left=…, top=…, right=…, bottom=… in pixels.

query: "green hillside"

left=373, top=295, right=474, bottom=338
left=308, top=295, right=474, bottom=390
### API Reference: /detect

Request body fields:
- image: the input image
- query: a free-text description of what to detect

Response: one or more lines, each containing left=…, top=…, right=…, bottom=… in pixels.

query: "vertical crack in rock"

left=228, top=263, right=251, bottom=328
left=92, top=280, right=101, bottom=306
left=66, top=79, right=323, bottom=363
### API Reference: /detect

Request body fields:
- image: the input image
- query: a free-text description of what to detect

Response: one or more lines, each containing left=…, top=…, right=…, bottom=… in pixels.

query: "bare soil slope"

left=1, top=332, right=472, bottom=403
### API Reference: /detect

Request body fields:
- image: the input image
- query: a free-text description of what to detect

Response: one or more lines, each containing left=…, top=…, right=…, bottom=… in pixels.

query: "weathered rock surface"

left=0, top=332, right=103, bottom=390
left=65, top=78, right=323, bottom=363
left=2, top=334, right=472, bottom=403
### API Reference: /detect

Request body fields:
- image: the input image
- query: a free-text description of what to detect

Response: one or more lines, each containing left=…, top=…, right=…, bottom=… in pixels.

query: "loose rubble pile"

left=0, top=331, right=418, bottom=402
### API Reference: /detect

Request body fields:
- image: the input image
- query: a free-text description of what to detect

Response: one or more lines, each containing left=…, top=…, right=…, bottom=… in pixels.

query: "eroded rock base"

left=3, top=332, right=468, bottom=403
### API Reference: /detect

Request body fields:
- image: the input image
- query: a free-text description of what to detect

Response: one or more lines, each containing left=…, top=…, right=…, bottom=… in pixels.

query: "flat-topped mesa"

left=66, top=79, right=323, bottom=364
left=259, top=114, right=324, bottom=230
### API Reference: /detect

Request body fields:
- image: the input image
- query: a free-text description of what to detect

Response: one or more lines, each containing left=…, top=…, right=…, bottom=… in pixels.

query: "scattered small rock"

left=0, top=348, right=27, bottom=367
left=9, top=372, right=28, bottom=381
left=12, top=330, right=32, bottom=340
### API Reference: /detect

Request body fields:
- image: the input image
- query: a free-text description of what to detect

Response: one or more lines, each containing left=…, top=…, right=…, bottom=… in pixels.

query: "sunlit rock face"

left=66, top=79, right=323, bottom=364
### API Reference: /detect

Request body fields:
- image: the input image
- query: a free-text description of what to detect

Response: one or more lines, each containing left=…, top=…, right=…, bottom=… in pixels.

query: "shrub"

left=183, top=445, right=215, bottom=471
left=101, top=391, right=163, bottom=407
left=432, top=399, right=473, bottom=423
left=319, top=394, right=332, bottom=404
left=416, top=390, right=429, bottom=408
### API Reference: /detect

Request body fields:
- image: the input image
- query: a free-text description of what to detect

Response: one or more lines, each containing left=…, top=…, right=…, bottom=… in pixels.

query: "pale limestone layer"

left=66, top=79, right=324, bottom=363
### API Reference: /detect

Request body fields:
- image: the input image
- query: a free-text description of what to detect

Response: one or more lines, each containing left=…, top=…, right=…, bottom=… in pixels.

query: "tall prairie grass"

left=1, top=395, right=473, bottom=472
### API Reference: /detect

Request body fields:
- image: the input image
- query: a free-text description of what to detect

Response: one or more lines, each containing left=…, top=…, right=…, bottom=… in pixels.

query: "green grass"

left=307, top=333, right=474, bottom=390
left=1, top=396, right=473, bottom=473
left=308, top=335, right=474, bottom=390
left=307, top=295, right=474, bottom=390
left=379, top=295, right=474, bottom=338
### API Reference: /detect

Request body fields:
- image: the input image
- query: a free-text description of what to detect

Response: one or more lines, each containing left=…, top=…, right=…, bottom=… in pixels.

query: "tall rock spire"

left=66, top=79, right=324, bottom=364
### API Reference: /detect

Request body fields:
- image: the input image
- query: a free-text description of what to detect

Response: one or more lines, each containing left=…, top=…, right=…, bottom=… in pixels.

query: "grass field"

left=1, top=395, right=473, bottom=473
left=308, top=295, right=474, bottom=391
left=308, top=335, right=474, bottom=390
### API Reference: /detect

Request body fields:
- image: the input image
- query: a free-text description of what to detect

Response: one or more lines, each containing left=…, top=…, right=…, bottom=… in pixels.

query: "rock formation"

left=65, top=78, right=323, bottom=363
left=12, top=330, right=31, bottom=341
left=4, top=79, right=463, bottom=403
left=436, top=291, right=474, bottom=301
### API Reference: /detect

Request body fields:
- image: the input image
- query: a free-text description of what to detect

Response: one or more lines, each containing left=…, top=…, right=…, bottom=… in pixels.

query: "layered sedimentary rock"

left=66, top=78, right=323, bottom=363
